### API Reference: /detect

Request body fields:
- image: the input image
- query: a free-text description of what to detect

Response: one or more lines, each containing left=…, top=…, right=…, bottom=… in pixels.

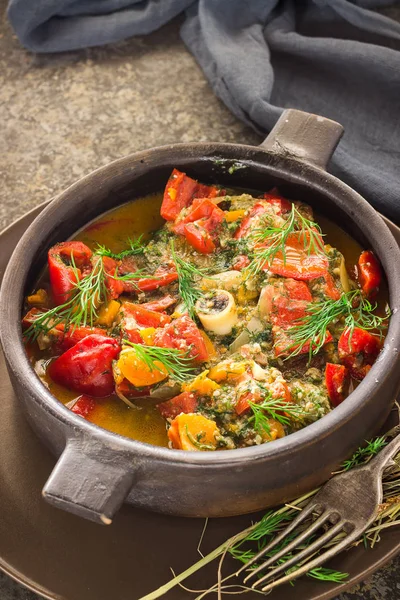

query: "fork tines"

left=238, top=502, right=346, bottom=591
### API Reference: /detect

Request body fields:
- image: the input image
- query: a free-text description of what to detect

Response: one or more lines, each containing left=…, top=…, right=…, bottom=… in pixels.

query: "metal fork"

left=239, top=432, right=400, bottom=592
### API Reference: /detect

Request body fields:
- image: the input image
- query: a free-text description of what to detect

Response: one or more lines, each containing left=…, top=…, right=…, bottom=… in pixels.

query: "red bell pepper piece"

left=135, top=268, right=179, bottom=292
left=22, top=307, right=43, bottom=328
left=115, top=378, right=153, bottom=399
left=141, top=295, right=177, bottom=312
left=260, top=232, right=328, bottom=281
left=48, top=241, right=92, bottom=305
left=338, top=327, right=382, bottom=381
left=121, top=302, right=171, bottom=328
left=161, top=169, right=222, bottom=221
left=158, top=391, right=198, bottom=420
left=173, top=198, right=221, bottom=235
left=183, top=222, right=216, bottom=254
left=120, top=265, right=178, bottom=294
left=154, top=315, right=208, bottom=362
left=71, top=395, right=96, bottom=418
left=325, top=363, right=349, bottom=406
left=262, top=189, right=292, bottom=214
left=48, top=334, right=121, bottom=397
left=101, top=256, right=125, bottom=299
left=54, top=324, right=107, bottom=350
left=234, top=201, right=274, bottom=239
left=319, top=272, right=341, bottom=301
left=358, top=250, right=382, bottom=298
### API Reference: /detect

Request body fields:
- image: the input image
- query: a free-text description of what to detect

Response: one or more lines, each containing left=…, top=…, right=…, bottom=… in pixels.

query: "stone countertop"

left=1, top=3, right=399, bottom=599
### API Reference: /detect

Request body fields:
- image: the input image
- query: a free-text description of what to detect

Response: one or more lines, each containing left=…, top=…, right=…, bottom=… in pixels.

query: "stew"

left=22, top=171, right=389, bottom=451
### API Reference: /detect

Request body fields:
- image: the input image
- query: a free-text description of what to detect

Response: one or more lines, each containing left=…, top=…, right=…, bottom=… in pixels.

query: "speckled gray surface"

left=1, top=1, right=399, bottom=599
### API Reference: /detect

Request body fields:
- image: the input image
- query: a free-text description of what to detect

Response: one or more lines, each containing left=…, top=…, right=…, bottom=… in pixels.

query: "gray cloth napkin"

left=7, top=0, right=400, bottom=222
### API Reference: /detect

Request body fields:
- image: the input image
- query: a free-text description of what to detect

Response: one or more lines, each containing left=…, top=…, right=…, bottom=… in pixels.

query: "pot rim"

left=1, top=140, right=400, bottom=467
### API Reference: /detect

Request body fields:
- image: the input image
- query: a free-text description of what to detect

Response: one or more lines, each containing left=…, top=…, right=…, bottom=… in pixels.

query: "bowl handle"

left=260, top=109, right=344, bottom=171
left=42, top=437, right=136, bottom=524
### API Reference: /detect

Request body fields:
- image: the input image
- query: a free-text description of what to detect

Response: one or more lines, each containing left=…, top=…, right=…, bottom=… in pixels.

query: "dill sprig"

left=341, top=436, right=387, bottom=471
left=245, top=205, right=326, bottom=280
left=95, top=236, right=146, bottom=260
left=286, top=289, right=390, bottom=360
left=139, top=412, right=400, bottom=600
left=122, top=340, right=198, bottom=384
left=248, top=394, right=307, bottom=435
left=24, top=256, right=147, bottom=342
left=170, top=240, right=207, bottom=317
left=24, top=256, right=108, bottom=341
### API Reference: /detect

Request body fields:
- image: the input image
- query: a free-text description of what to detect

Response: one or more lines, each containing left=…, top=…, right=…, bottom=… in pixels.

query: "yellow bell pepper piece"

left=140, top=327, right=157, bottom=345
left=96, top=300, right=120, bottom=327
left=208, top=361, right=246, bottom=382
left=199, top=330, right=217, bottom=359
left=168, top=414, right=220, bottom=451
left=224, top=209, right=245, bottom=223
left=27, top=288, right=48, bottom=307
left=117, top=347, right=168, bottom=388
left=182, top=370, right=220, bottom=395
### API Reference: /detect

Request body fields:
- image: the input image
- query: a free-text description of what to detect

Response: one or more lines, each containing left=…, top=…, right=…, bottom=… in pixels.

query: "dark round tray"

left=0, top=204, right=399, bottom=600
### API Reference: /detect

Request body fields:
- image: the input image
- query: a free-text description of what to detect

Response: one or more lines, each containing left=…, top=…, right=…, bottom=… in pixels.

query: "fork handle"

left=368, top=432, right=400, bottom=474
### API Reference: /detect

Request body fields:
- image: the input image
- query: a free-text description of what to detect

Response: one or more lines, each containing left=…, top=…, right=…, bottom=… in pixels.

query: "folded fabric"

left=7, top=0, right=400, bottom=222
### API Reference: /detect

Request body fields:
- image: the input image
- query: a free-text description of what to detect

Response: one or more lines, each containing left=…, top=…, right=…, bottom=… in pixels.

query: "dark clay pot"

left=1, top=110, right=400, bottom=525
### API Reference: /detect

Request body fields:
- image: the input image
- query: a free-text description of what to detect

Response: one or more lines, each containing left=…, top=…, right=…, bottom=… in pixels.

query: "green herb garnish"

left=341, top=436, right=387, bottom=471
left=95, top=236, right=146, bottom=260
left=122, top=340, right=197, bottom=384
left=245, top=204, right=326, bottom=280
left=170, top=240, right=207, bottom=317
left=248, top=394, right=306, bottom=435
left=24, top=253, right=147, bottom=341
left=286, top=290, right=390, bottom=360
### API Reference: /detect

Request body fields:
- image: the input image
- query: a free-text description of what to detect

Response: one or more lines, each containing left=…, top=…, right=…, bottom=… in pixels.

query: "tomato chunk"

left=161, top=169, right=222, bottom=221
left=325, top=363, right=349, bottom=406
left=49, top=334, right=121, bottom=397
left=338, top=327, right=382, bottom=380
left=358, top=250, right=382, bottom=298
left=71, top=395, right=96, bottom=418
left=158, top=391, right=198, bottom=420
left=48, top=241, right=92, bottom=305
left=153, top=315, right=209, bottom=362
